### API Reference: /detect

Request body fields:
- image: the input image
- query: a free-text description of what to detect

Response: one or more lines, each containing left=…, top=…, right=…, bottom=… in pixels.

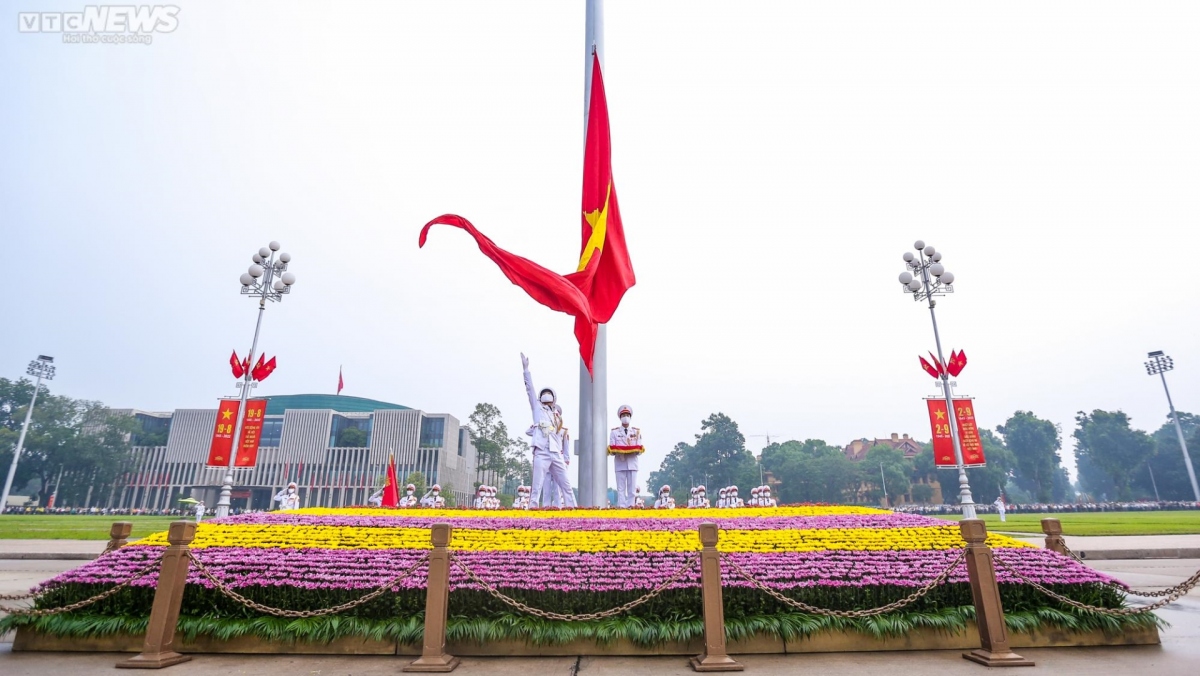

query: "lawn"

left=931, top=510, right=1200, bottom=536
left=0, top=515, right=181, bottom=540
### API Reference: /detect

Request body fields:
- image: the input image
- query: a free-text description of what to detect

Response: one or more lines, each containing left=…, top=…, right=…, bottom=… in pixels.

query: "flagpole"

left=579, top=0, right=608, bottom=508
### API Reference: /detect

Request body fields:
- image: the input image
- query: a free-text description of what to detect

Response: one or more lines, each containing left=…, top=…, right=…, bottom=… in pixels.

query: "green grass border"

left=2, top=606, right=1161, bottom=649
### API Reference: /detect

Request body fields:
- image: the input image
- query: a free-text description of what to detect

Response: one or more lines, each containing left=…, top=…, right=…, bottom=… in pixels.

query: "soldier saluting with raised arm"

left=522, top=353, right=577, bottom=509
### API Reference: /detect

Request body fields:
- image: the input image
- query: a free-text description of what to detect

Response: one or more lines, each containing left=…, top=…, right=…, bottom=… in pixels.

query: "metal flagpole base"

left=689, top=655, right=744, bottom=672
left=116, top=652, right=192, bottom=669
left=403, top=655, right=461, bottom=672
left=963, top=649, right=1035, bottom=667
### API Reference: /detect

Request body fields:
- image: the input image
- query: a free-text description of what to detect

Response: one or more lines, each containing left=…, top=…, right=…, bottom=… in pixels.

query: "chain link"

left=452, top=552, right=699, bottom=622
left=1055, top=540, right=1190, bottom=599
left=993, top=555, right=1200, bottom=616
left=723, top=548, right=968, bottom=619
left=0, top=555, right=164, bottom=616
left=187, top=551, right=429, bottom=619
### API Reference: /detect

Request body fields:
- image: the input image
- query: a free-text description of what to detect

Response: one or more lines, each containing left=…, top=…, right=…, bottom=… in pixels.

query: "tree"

left=466, top=403, right=527, bottom=487
left=996, top=411, right=1062, bottom=502
left=648, top=413, right=758, bottom=496
left=860, top=446, right=912, bottom=506
left=336, top=427, right=368, bottom=448
left=1133, top=412, right=1200, bottom=501
left=1073, top=410, right=1156, bottom=501
left=760, top=439, right=858, bottom=504
left=0, top=378, right=138, bottom=506
left=910, top=483, right=934, bottom=503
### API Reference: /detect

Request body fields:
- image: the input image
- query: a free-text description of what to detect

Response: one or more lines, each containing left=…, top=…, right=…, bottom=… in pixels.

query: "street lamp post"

left=1, top=355, right=56, bottom=513
left=898, top=240, right=976, bottom=519
left=213, top=242, right=296, bottom=519
left=1145, top=351, right=1200, bottom=502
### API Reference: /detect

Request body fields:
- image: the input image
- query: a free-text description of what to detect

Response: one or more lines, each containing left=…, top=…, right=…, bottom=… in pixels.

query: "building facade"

left=112, top=394, right=477, bottom=510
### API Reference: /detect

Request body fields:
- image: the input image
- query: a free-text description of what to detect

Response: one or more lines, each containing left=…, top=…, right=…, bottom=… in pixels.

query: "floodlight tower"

left=0, top=355, right=56, bottom=513
left=1145, top=351, right=1199, bottom=502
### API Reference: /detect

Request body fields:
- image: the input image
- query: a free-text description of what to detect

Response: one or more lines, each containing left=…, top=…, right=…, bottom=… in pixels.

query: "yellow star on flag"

left=577, top=183, right=611, bottom=272
left=221, top=409, right=233, bottom=420
left=933, top=409, right=946, bottom=420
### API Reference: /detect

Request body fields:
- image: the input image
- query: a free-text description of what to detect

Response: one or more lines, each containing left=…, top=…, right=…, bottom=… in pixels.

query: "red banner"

left=236, top=399, right=267, bottom=467
left=207, top=399, right=241, bottom=466
left=927, top=398, right=986, bottom=468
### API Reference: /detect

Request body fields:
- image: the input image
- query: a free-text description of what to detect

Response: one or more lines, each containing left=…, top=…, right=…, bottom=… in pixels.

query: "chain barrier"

left=187, top=551, right=429, bottom=619
left=0, top=554, right=164, bottom=616
left=723, top=547, right=968, bottom=619
left=452, top=552, right=699, bottom=622
left=1056, top=540, right=1192, bottom=598
left=995, top=555, right=1200, bottom=616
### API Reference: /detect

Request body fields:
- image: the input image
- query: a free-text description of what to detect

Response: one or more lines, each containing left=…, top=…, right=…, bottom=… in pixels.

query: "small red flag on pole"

left=918, top=356, right=940, bottom=379
left=337, top=366, right=344, bottom=395
left=230, top=351, right=244, bottom=378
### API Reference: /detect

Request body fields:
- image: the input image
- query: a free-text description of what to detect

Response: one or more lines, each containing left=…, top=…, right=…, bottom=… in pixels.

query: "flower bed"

left=5, top=505, right=1149, bottom=646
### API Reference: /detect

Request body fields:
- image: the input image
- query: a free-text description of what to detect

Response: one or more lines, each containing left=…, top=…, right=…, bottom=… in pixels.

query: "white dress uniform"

left=194, top=503, right=205, bottom=523
left=994, top=497, right=1007, bottom=522
left=524, top=362, right=577, bottom=509
left=608, top=422, right=643, bottom=508
left=274, top=485, right=301, bottom=511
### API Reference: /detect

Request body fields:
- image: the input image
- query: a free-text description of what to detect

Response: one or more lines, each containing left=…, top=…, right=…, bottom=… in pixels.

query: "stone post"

left=1041, top=518, right=1068, bottom=556
left=689, top=523, right=743, bottom=672
left=116, top=521, right=196, bottom=669
left=405, top=523, right=460, bottom=673
left=107, top=521, right=133, bottom=551
left=959, top=519, right=1034, bottom=667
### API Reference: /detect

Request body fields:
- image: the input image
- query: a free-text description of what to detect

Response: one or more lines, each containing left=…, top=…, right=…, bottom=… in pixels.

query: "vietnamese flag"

left=230, top=351, right=245, bottom=379
left=382, top=452, right=400, bottom=508
left=564, top=51, right=636, bottom=324
left=419, top=54, right=634, bottom=374
left=257, top=356, right=277, bottom=382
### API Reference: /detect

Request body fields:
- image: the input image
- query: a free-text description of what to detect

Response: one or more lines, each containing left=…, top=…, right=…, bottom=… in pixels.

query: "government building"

left=110, top=394, right=477, bottom=510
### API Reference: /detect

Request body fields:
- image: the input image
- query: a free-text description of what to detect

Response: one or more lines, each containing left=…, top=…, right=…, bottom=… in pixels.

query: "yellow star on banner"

left=577, top=183, right=611, bottom=272
left=933, top=409, right=946, bottom=420
left=222, top=409, right=233, bottom=420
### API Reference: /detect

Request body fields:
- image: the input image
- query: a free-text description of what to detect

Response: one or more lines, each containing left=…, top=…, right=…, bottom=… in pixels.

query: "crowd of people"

left=897, top=500, right=1200, bottom=515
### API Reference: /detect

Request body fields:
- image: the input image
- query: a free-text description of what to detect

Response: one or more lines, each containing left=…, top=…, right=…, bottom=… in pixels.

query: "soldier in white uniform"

left=760, top=485, right=777, bottom=508
left=994, top=496, right=1007, bottom=522
left=522, top=354, right=577, bottom=509
left=274, top=482, right=301, bottom=511
left=399, top=484, right=419, bottom=508
left=367, top=487, right=384, bottom=507
left=194, top=501, right=206, bottom=523
left=608, top=405, right=645, bottom=508
left=654, top=485, right=675, bottom=509
left=421, top=484, right=446, bottom=508
left=729, top=486, right=744, bottom=508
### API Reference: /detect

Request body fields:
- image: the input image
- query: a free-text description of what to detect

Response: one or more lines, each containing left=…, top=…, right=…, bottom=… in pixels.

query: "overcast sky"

left=3, top=1, right=1198, bottom=489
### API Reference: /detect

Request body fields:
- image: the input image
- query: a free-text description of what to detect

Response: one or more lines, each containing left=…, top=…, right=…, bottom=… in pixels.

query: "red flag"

left=419, top=54, right=634, bottom=374
left=254, top=356, right=277, bottom=382
left=337, top=366, right=344, bottom=395
left=382, top=452, right=399, bottom=508
left=249, top=354, right=266, bottom=381
left=230, top=351, right=244, bottom=379
left=918, top=356, right=940, bottom=379
left=420, top=215, right=599, bottom=372
left=928, top=352, right=945, bottom=376
left=947, top=350, right=968, bottom=377
left=567, top=51, right=636, bottom=323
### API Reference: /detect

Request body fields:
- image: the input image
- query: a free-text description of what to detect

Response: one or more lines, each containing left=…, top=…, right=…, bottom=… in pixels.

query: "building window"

left=260, top=417, right=284, bottom=447
left=458, top=428, right=466, bottom=456
left=329, top=414, right=372, bottom=448
left=131, top=413, right=171, bottom=447
left=420, top=417, right=445, bottom=448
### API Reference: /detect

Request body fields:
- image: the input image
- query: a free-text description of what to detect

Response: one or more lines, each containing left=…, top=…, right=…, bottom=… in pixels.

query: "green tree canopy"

left=0, top=378, right=137, bottom=506
left=466, top=402, right=528, bottom=487
left=996, top=411, right=1062, bottom=502
left=860, top=446, right=912, bottom=506
left=648, top=413, right=758, bottom=496
left=1074, top=409, right=1155, bottom=501
left=760, top=439, right=857, bottom=504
